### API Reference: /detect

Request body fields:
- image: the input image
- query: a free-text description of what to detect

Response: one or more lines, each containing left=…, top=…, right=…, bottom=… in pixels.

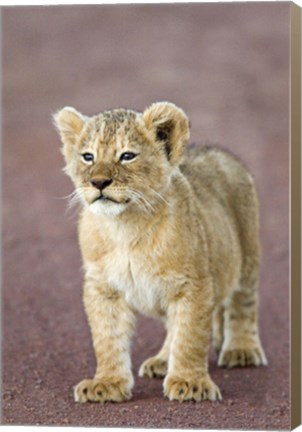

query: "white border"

left=0, top=0, right=301, bottom=7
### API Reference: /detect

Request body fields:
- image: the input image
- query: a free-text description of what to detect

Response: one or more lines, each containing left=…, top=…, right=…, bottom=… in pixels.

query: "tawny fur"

left=54, top=102, right=267, bottom=403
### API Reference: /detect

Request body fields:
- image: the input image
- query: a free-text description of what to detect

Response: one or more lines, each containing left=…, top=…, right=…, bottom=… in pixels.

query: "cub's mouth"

left=92, top=194, right=130, bottom=205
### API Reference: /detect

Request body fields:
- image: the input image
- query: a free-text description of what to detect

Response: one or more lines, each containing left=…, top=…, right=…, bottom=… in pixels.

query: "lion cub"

left=54, top=102, right=267, bottom=403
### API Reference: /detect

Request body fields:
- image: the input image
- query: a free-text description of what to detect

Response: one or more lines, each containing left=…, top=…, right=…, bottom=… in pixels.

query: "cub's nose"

left=90, top=178, right=113, bottom=191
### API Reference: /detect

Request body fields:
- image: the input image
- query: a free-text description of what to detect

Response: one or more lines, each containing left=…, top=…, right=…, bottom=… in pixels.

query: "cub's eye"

left=120, top=152, right=137, bottom=162
left=81, top=153, right=94, bottom=163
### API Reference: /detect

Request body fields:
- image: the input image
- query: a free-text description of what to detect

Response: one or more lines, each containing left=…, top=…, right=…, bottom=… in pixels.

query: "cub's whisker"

left=150, top=187, right=171, bottom=207
left=127, top=189, right=156, bottom=214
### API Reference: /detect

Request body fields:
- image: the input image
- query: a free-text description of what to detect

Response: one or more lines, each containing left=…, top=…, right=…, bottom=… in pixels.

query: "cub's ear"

left=142, top=102, right=190, bottom=165
left=53, top=107, right=86, bottom=162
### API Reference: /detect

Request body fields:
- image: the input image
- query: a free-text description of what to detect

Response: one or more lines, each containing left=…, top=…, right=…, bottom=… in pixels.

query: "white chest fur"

left=85, top=247, right=167, bottom=317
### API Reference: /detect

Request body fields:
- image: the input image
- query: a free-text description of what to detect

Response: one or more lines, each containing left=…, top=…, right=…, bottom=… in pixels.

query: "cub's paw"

left=218, top=339, right=268, bottom=368
left=139, top=357, right=168, bottom=378
left=163, top=374, right=222, bottom=402
left=74, top=377, right=132, bottom=403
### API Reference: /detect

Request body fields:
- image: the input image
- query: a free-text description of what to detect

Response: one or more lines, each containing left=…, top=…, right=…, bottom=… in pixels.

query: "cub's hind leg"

left=218, top=169, right=267, bottom=368
left=138, top=316, right=173, bottom=379
left=212, top=305, right=224, bottom=354
left=218, top=259, right=267, bottom=368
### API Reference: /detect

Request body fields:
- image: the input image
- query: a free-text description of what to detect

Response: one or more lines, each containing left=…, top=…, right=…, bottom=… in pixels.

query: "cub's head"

left=54, top=102, right=190, bottom=217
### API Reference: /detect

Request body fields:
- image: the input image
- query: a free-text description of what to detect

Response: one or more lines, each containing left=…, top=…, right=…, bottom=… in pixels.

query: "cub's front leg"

left=74, top=280, right=136, bottom=403
left=164, top=283, right=221, bottom=402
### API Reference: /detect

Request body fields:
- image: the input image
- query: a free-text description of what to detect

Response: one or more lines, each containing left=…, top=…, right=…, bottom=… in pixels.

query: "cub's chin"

left=89, top=199, right=127, bottom=217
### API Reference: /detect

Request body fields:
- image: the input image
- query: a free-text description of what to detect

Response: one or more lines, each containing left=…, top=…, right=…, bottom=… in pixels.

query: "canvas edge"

left=291, top=2, right=302, bottom=430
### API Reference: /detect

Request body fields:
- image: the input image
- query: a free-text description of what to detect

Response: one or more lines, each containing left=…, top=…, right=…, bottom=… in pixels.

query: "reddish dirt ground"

left=2, top=3, right=291, bottom=429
